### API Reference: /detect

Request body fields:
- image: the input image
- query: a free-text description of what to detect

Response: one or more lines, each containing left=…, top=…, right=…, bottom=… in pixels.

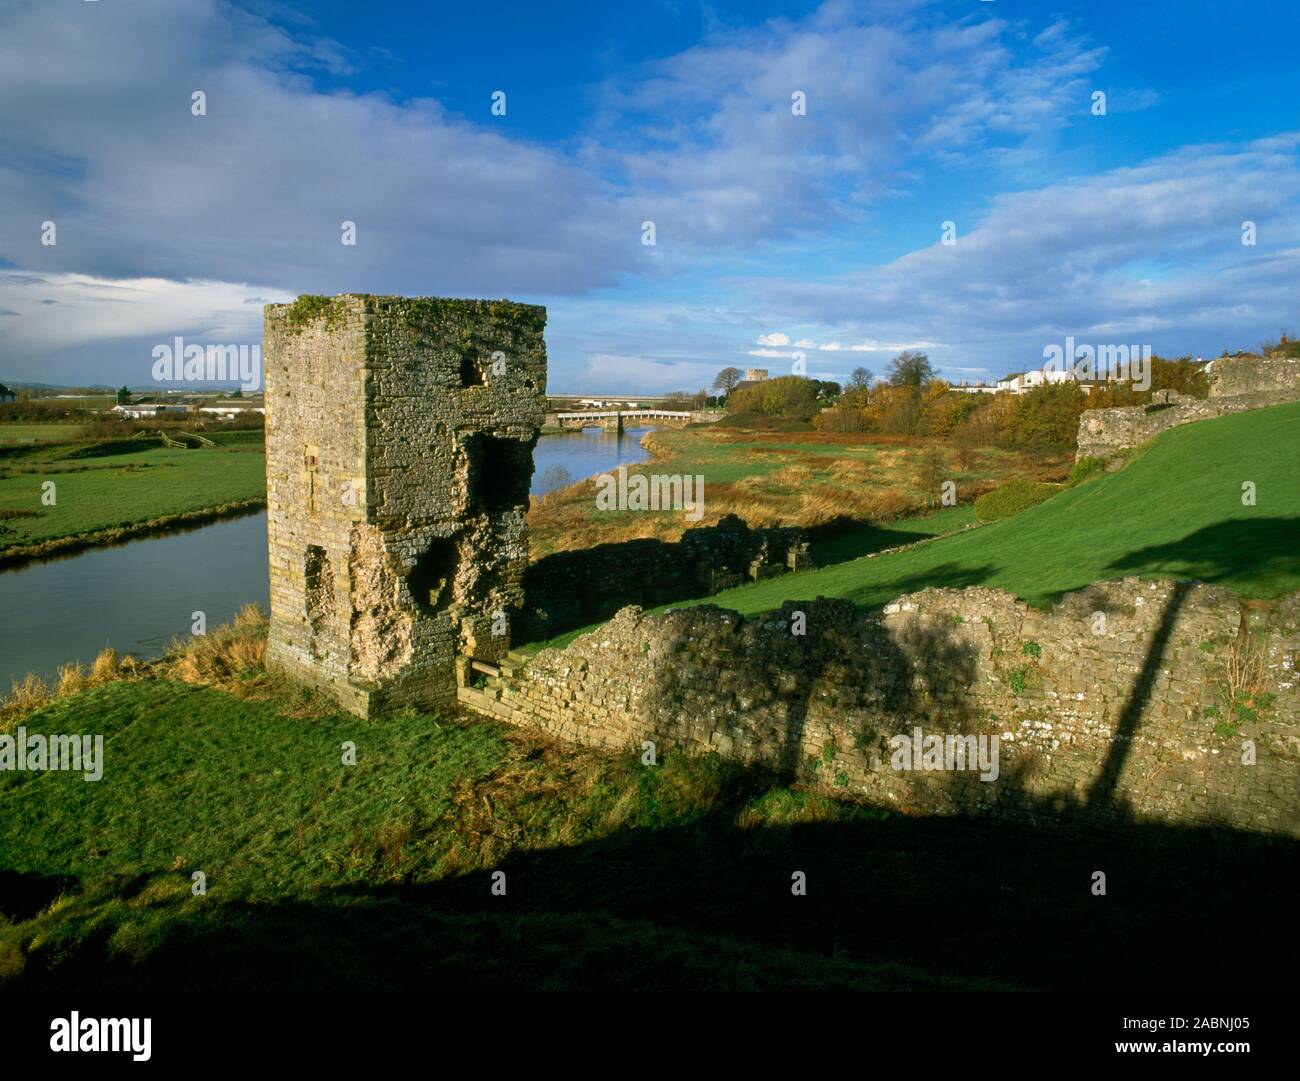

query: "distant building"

left=198, top=405, right=266, bottom=419
left=995, top=369, right=1100, bottom=395
left=113, top=402, right=190, bottom=419
left=733, top=368, right=771, bottom=393
left=953, top=381, right=998, bottom=394
left=0, top=384, right=16, bottom=402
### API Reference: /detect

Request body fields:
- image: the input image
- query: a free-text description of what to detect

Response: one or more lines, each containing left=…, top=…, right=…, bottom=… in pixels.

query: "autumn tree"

left=1003, top=382, right=1085, bottom=451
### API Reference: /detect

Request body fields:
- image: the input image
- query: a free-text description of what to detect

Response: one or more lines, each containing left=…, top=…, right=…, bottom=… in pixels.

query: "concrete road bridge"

left=548, top=409, right=714, bottom=432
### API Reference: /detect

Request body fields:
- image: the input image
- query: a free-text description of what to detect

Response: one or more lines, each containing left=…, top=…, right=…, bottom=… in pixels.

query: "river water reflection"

left=0, top=426, right=653, bottom=686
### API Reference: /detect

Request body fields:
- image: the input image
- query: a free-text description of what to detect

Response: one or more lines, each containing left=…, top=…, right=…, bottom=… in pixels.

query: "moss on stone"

left=282, top=295, right=349, bottom=335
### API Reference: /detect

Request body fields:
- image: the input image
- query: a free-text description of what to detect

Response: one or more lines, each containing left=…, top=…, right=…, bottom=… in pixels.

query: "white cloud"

left=755, top=332, right=790, bottom=346
left=0, top=272, right=294, bottom=384
left=748, top=135, right=1300, bottom=374
left=0, top=0, right=631, bottom=298
left=818, top=339, right=935, bottom=352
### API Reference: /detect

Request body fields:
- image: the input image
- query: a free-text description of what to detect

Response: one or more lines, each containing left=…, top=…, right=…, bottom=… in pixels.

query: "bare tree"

left=886, top=350, right=934, bottom=388
left=712, top=367, right=743, bottom=395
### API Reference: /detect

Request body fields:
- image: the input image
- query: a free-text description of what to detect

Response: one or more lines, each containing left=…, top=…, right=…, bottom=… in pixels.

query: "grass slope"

left=0, top=679, right=1003, bottom=990
left=2, top=676, right=1291, bottom=990
left=0, top=438, right=265, bottom=550
left=665, top=401, right=1300, bottom=617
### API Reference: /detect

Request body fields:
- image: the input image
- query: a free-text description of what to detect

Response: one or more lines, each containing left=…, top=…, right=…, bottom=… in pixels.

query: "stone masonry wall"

left=1209, top=354, right=1300, bottom=399
left=519, top=515, right=811, bottom=642
left=265, top=295, right=546, bottom=717
left=463, top=580, right=1300, bottom=837
left=1077, top=356, right=1300, bottom=463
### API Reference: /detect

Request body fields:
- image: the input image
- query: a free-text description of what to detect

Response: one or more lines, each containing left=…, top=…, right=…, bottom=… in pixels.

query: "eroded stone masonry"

left=264, top=295, right=546, bottom=717
left=1077, top=355, right=1300, bottom=463
left=464, top=580, right=1300, bottom=837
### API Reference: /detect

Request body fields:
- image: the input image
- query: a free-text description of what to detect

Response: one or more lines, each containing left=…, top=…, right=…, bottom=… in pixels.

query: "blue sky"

left=1, top=0, right=1297, bottom=392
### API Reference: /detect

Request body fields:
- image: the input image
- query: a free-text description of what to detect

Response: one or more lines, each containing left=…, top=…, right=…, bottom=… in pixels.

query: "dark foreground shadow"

left=521, top=514, right=942, bottom=642
left=10, top=787, right=1296, bottom=992
left=0, top=870, right=78, bottom=923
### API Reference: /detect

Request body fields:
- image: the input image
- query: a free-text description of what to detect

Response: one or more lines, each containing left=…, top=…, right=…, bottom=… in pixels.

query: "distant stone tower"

left=263, top=294, right=546, bottom=717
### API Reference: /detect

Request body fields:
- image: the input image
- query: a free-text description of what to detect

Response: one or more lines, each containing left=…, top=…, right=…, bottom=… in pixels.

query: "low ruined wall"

left=519, top=515, right=811, bottom=642
left=1076, top=356, right=1300, bottom=462
left=1209, top=354, right=1300, bottom=399
left=465, top=579, right=1300, bottom=837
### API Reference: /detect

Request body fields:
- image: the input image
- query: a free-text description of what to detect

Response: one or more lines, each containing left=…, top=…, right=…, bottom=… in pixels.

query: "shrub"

left=974, top=479, right=1057, bottom=522
left=1001, top=382, right=1086, bottom=451
left=725, top=375, right=819, bottom=418
left=1067, top=456, right=1106, bottom=486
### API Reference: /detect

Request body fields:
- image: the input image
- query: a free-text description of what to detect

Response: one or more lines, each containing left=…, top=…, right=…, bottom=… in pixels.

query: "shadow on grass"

left=9, top=799, right=1295, bottom=992
left=0, top=869, right=78, bottom=923
left=1105, top=516, right=1300, bottom=587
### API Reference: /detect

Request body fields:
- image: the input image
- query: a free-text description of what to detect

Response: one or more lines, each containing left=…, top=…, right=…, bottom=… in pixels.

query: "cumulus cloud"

left=0, top=0, right=631, bottom=298
left=746, top=135, right=1300, bottom=375
left=0, top=272, right=294, bottom=385
left=0, top=0, right=1279, bottom=391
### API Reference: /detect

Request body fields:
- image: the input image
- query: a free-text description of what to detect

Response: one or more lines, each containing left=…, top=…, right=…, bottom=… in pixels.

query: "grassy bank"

left=655, top=401, right=1300, bottom=615
left=524, top=402, right=1300, bottom=649
left=0, top=424, right=85, bottom=445
left=0, top=432, right=265, bottom=559
left=527, top=422, right=1061, bottom=558
left=1, top=616, right=1289, bottom=990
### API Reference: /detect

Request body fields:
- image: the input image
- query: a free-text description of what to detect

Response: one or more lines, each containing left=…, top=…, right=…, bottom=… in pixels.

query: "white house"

left=995, top=370, right=1097, bottom=395
left=113, top=402, right=189, bottom=419
left=198, top=405, right=266, bottom=419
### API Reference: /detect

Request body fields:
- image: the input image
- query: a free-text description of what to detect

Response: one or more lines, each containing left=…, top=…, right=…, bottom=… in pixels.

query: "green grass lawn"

left=663, top=401, right=1300, bottom=616
left=523, top=503, right=979, bottom=653
left=0, top=677, right=1008, bottom=990
left=2, top=674, right=1285, bottom=990
left=0, top=424, right=85, bottom=445
left=0, top=438, right=265, bottom=550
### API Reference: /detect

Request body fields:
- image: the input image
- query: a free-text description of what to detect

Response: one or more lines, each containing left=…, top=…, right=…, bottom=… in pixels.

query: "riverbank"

left=526, top=421, right=1066, bottom=558
left=0, top=498, right=265, bottom=569
left=0, top=431, right=266, bottom=563
left=1, top=606, right=1282, bottom=992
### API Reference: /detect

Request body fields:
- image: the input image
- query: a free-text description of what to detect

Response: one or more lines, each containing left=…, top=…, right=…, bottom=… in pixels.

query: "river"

left=0, top=425, right=654, bottom=687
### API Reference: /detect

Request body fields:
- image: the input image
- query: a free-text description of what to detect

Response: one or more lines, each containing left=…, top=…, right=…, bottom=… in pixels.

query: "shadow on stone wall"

left=641, top=596, right=983, bottom=781
left=1087, top=579, right=1191, bottom=811
left=519, top=515, right=814, bottom=642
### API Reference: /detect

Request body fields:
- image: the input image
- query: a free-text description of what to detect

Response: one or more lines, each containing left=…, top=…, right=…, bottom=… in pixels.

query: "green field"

left=527, top=403, right=1300, bottom=649
left=0, top=672, right=1276, bottom=990
left=0, top=434, right=265, bottom=552
left=0, top=424, right=84, bottom=445
left=0, top=677, right=1006, bottom=990
left=662, top=401, right=1300, bottom=615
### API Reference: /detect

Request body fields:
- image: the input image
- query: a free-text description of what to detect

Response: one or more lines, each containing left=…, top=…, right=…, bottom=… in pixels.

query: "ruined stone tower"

left=263, top=294, right=546, bottom=717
